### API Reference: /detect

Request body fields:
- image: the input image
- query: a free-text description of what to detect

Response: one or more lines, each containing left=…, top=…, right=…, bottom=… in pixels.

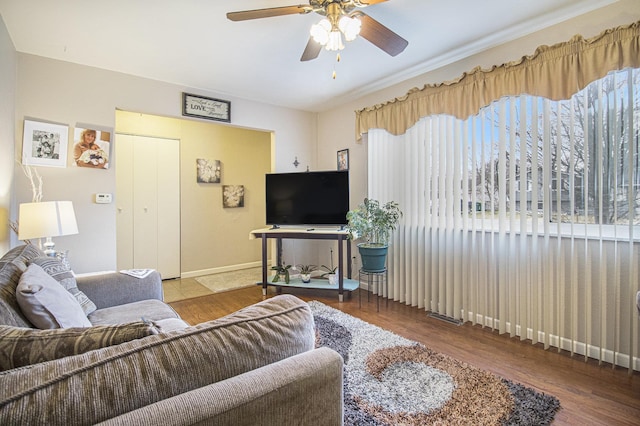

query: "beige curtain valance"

left=355, top=20, right=640, bottom=141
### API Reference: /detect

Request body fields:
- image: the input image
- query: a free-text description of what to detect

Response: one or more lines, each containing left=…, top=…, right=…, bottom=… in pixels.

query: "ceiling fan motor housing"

left=309, top=1, right=364, bottom=16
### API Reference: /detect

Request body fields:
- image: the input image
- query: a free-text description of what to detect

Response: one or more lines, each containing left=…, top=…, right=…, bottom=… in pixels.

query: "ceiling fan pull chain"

left=333, top=52, right=341, bottom=79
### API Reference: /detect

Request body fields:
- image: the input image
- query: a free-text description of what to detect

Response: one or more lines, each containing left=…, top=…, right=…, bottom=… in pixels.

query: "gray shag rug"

left=309, top=301, right=561, bottom=426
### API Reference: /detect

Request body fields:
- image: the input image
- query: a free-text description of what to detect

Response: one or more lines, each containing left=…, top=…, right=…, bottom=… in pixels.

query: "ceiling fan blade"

left=355, top=0, right=389, bottom=6
left=227, top=5, right=311, bottom=22
left=356, top=12, right=408, bottom=57
left=300, top=37, right=322, bottom=62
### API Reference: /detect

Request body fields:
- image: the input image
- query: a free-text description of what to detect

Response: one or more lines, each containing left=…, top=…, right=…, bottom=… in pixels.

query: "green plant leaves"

left=345, top=198, right=403, bottom=245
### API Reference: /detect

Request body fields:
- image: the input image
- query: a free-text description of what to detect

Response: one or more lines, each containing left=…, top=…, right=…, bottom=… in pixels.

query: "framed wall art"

left=337, top=148, right=349, bottom=171
left=196, top=158, right=221, bottom=183
left=223, top=185, right=245, bottom=208
left=22, top=119, right=69, bottom=168
left=182, top=92, right=231, bottom=122
left=72, top=125, right=112, bottom=169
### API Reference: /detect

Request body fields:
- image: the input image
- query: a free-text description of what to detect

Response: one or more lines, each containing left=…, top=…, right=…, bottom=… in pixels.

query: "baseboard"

left=181, top=261, right=263, bottom=279
left=428, top=311, right=463, bottom=325
left=467, top=310, right=640, bottom=371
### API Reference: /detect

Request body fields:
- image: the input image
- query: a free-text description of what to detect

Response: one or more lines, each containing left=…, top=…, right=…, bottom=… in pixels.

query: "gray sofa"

left=0, top=244, right=344, bottom=425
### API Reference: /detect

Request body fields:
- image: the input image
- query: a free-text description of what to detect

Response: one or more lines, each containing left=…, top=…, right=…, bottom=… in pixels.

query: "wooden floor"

left=169, top=285, right=640, bottom=426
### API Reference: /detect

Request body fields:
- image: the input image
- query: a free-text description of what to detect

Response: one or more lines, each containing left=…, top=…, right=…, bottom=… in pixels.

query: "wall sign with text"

left=182, top=93, right=231, bottom=123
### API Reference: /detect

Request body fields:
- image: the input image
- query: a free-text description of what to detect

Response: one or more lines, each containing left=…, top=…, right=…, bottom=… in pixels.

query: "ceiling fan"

left=227, top=0, right=408, bottom=61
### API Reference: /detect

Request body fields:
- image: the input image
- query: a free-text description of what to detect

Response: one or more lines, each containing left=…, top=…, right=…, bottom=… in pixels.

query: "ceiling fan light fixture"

left=325, top=30, right=344, bottom=51
left=338, top=15, right=361, bottom=41
left=311, top=18, right=345, bottom=51
left=310, top=18, right=331, bottom=45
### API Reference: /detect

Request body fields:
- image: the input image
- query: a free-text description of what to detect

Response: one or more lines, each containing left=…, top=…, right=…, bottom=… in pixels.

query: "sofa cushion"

left=29, top=256, right=97, bottom=315
left=88, top=299, right=182, bottom=326
left=0, top=321, right=160, bottom=371
left=16, top=264, right=92, bottom=329
left=0, top=262, right=33, bottom=328
left=0, top=243, right=44, bottom=272
left=0, top=294, right=315, bottom=425
left=100, top=347, right=344, bottom=426
left=0, top=244, right=45, bottom=328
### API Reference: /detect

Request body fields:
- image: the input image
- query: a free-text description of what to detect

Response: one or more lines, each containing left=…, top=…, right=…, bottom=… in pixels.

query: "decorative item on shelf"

left=345, top=198, right=402, bottom=272
left=296, top=264, right=317, bottom=283
left=18, top=201, right=79, bottom=256
left=320, top=248, right=339, bottom=286
left=271, top=263, right=292, bottom=284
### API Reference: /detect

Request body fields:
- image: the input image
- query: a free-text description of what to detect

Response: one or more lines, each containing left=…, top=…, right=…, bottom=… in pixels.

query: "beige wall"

left=10, top=53, right=317, bottom=274
left=116, top=111, right=271, bottom=275
left=0, top=15, right=15, bottom=254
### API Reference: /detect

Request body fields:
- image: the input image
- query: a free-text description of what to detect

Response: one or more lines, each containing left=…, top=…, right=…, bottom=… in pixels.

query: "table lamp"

left=18, top=201, right=79, bottom=256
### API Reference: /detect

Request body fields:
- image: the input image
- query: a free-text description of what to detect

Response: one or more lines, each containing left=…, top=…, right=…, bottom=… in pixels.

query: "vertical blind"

left=368, top=68, right=640, bottom=371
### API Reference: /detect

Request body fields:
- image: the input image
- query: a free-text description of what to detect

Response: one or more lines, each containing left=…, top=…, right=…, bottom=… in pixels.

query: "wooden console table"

left=250, top=227, right=357, bottom=301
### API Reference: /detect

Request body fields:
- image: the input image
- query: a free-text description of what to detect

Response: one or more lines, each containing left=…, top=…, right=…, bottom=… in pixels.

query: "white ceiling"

left=0, top=0, right=622, bottom=112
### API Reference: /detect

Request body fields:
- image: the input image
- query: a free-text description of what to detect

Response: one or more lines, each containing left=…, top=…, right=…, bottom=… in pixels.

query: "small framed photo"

left=337, top=149, right=349, bottom=171
left=182, top=92, right=231, bottom=122
left=72, top=126, right=112, bottom=169
left=223, top=185, right=245, bottom=208
left=22, top=119, right=69, bottom=168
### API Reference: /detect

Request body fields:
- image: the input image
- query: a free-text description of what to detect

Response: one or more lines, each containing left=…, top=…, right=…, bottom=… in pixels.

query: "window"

left=462, top=68, right=640, bottom=235
left=365, top=26, right=640, bottom=371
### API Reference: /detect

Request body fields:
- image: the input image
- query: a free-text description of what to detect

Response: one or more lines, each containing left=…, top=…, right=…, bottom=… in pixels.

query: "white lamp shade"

left=18, top=201, right=79, bottom=240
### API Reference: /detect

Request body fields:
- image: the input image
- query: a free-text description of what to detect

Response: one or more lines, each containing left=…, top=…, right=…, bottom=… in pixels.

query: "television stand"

left=250, top=227, right=356, bottom=301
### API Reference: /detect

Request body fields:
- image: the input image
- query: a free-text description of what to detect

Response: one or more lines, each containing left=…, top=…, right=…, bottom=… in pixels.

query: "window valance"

left=355, top=20, right=640, bottom=141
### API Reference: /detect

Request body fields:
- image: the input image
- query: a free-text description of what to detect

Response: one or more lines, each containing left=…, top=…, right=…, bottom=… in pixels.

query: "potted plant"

left=345, top=198, right=402, bottom=272
left=320, top=264, right=339, bottom=285
left=320, top=264, right=339, bottom=286
left=296, top=264, right=317, bottom=283
left=320, top=249, right=339, bottom=286
left=270, top=263, right=292, bottom=284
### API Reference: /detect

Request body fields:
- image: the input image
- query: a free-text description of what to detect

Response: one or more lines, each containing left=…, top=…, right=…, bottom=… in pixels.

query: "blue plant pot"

left=358, top=244, right=388, bottom=272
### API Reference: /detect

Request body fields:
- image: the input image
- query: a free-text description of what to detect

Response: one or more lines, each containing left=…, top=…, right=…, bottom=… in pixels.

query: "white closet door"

left=116, top=135, right=135, bottom=271
left=132, top=137, right=160, bottom=270
left=116, top=134, right=180, bottom=279
left=155, top=138, right=180, bottom=278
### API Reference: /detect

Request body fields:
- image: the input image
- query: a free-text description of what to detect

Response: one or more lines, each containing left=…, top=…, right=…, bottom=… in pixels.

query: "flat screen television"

left=265, top=170, right=349, bottom=226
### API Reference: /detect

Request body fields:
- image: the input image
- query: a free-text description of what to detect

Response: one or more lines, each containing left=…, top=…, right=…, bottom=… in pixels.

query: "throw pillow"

left=0, top=321, right=160, bottom=371
left=16, top=264, right=92, bottom=329
left=29, top=256, right=97, bottom=315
